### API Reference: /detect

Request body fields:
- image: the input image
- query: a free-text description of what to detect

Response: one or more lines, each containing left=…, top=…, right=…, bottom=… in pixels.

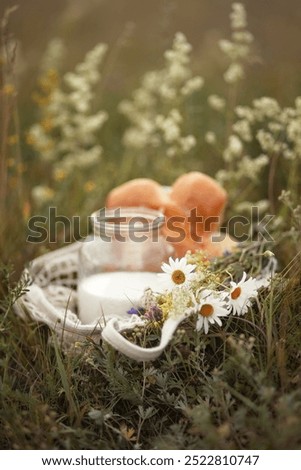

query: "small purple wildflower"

left=127, top=307, right=146, bottom=316
left=144, top=305, right=163, bottom=322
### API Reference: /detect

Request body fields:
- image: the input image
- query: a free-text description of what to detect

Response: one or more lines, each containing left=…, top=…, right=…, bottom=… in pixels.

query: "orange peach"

left=169, top=171, right=227, bottom=234
left=105, top=173, right=236, bottom=258
left=164, top=171, right=229, bottom=257
left=106, top=178, right=167, bottom=211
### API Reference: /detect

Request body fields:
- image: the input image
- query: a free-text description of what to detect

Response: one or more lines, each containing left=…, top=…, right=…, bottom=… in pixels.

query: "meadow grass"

left=1, top=240, right=301, bottom=449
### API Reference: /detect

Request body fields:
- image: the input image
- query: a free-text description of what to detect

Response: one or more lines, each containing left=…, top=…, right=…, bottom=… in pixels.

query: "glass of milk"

left=78, top=207, right=173, bottom=324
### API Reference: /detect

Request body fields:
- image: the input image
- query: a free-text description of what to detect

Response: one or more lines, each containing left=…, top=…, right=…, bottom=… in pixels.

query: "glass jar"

left=78, top=207, right=173, bottom=324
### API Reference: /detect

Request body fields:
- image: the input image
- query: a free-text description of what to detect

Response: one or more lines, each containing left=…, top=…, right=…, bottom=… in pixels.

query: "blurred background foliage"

left=4, top=0, right=301, bottom=104
left=1, top=0, right=301, bottom=269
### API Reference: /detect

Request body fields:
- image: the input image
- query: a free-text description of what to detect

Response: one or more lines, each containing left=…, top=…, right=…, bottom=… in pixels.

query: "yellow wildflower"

left=54, top=168, right=67, bottom=182
left=7, top=135, right=19, bottom=145
left=84, top=181, right=96, bottom=192
left=3, top=84, right=15, bottom=96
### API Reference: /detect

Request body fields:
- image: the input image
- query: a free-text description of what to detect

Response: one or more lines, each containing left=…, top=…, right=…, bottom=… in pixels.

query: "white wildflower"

left=219, top=40, right=249, bottom=61
left=73, top=112, right=108, bottom=139
left=256, top=130, right=276, bottom=153
left=157, top=116, right=180, bottom=143
left=278, top=189, right=291, bottom=204
left=27, top=124, right=55, bottom=161
left=219, top=39, right=235, bottom=55
left=56, top=146, right=102, bottom=172
left=232, top=119, right=252, bottom=141
left=280, top=107, right=296, bottom=123
left=223, top=135, right=243, bottom=162
left=181, top=76, right=204, bottom=96
left=169, top=63, right=189, bottom=82
left=220, top=3, right=252, bottom=89
left=295, top=97, right=301, bottom=112
left=235, top=106, right=256, bottom=123
left=234, top=201, right=253, bottom=214
left=232, top=31, right=254, bottom=44
left=238, top=154, right=269, bottom=181
left=228, top=272, right=259, bottom=316
left=224, top=63, right=244, bottom=84
left=215, top=169, right=231, bottom=184
left=205, top=131, right=217, bottom=145
left=255, top=199, right=270, bottom=213
left=123, top=128, right=150, bottom=149
left=159, top=83, right=177, bottom=100
left=287, top=120, right=301, bottom=142
left=171, top=32, right=192, bottom=55
left=76, top=44, right=107, bottom=81
left=235, top=199, right=270, bottom=214
left=230, top=3, right=247, bottom=30
left=64, top=73, right=90, bottom=92
left=118, top=99, right=136, bottom=116
left=229, top=135, right=243, bottom=155
left=169, top=287, right=194, bottom=319
left=180, top=135, right=196, bottom=153
left=28, top=42, right=108, bottom=177
left=158, top=257, right=196, bottom=290
left=132, top=89, right=155, bottom=108
left=166, top=146, right=177, bottom=158
left=31, top=185, right=54, bottom=206
left=253, top=97, right=280, bottom=119
left=140, top=118, right=155, bottom=134
left=142, top=71, right=162, bottom=92
left=169, top=108, right=183, bottom=124
left=283, top=149, right=296, bottom=160
left=119, top=32, right=201, bottom=159
left=208, top=94, right=226, bottom=112
left=193, top=290, right=229, bottom=334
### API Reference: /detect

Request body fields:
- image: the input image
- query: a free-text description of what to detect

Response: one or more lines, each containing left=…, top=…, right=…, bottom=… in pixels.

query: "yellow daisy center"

left=199, top=303, right=214, bottom=317
left=231, top=286, right=241, bottom=300
left=172, top=269, right=186, bottom=285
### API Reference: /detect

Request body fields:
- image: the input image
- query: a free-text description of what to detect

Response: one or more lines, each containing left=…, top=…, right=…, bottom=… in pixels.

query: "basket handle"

left=101, top=314, right=186, bottom=361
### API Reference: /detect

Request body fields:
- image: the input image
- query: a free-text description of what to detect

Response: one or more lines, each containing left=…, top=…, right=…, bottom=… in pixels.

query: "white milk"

left=78, top=271, right=162, bottom=324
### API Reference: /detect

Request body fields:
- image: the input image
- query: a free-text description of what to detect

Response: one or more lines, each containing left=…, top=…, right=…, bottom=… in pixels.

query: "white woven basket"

left=14, top=241, right=187, bottom=360
left=14, top=238, right=278, bottom=361
left=14, top=242, right=103, bottom=344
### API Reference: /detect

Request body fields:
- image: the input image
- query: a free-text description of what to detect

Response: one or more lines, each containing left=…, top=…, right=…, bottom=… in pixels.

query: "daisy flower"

left=158, top=256, right=196, bottom=290
left=193, top=290, right=229, bottom=334
left=228, top=271, right=258, bottom=316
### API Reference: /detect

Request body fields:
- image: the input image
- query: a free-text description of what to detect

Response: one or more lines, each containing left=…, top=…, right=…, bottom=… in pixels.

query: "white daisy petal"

left=186, top=264, right=196, bottom=273
left=193, top=290, right=229, bottom=334
left=255, top=277, right=270, bottom=288
left=161, top=262, right=172, bottom=273
left=228, top=272, right=259, bottom=316
left=196, top=316, right=204, bottom=331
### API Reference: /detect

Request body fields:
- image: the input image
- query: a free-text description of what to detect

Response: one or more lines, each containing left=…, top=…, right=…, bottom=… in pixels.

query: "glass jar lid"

left=90, top=207, right=165, bottom=237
